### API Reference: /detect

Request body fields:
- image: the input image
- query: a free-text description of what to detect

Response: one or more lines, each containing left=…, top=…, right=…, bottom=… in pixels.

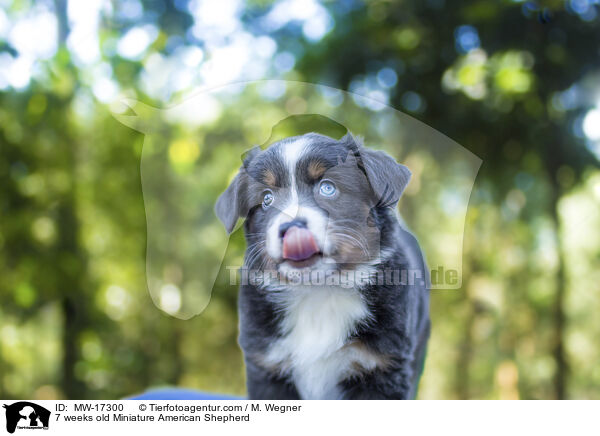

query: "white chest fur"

left=263, top=286, right=376, bottom=400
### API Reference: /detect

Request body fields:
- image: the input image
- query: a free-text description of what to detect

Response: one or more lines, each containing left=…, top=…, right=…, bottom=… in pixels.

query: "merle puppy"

left=216, top=132, right=430, bottom=400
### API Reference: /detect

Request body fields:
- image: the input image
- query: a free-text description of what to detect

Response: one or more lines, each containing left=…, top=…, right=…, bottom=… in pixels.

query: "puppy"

left=216, top=132, right=430, bottom=399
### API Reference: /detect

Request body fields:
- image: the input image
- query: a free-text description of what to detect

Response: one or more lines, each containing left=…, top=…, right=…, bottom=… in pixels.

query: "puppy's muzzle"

left=280, top=220, right=320, bottom=261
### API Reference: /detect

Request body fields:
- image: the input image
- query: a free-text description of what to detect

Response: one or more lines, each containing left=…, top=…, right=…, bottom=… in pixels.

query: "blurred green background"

left=1, top=0, right=600, bottom=400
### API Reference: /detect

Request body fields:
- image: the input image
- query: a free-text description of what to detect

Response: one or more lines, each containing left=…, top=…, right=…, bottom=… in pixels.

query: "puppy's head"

left=216, top=133, right=411, bottom=275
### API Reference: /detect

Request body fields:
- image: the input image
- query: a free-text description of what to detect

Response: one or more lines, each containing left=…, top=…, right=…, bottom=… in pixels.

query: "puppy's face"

left=245, top=137, right=379, bottom=272
left=216, top=133, right=411, bottom=276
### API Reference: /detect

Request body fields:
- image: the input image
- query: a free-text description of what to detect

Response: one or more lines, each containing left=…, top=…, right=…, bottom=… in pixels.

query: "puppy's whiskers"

left=245, top=240, right=267, bottom=269
left=329, top=220, right=371, bottom=246
left=328, top=225, right=370, bottom=259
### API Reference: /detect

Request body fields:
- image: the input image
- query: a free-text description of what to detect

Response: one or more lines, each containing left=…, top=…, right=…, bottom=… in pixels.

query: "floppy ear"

left=359, top=147, right=412, bottom=208
left=215, top=146, right=263, bottom=234
left=215, top=170, right=247, bottom=234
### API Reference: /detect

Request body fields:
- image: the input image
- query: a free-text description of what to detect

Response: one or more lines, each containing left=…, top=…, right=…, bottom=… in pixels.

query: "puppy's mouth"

left=281, top=226, right=323, bottom=268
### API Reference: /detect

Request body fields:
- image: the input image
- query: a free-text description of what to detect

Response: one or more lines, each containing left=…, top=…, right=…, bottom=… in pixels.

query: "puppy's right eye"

left=262, top=191, right=274, bottom=209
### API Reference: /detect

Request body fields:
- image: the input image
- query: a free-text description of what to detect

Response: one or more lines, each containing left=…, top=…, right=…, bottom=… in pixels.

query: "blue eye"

left=262, top=191, right=274, bottom=209
left=319, top=180, right=336, bottom=197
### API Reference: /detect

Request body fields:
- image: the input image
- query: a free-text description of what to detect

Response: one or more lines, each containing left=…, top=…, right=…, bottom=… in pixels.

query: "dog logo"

left=112, top=80, right=481, bottom=319
left=2, top=402, right=50, bottom=434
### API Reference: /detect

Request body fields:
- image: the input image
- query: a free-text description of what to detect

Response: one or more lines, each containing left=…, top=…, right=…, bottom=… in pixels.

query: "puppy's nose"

left=279, top=218, right=307, bottom=238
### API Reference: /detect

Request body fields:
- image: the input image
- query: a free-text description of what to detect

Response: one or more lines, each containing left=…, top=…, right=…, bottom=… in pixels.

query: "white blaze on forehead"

left=282, top=137, right=308, bottom=213
left=266, top=137, right=312, bottom=260
left=282, top=137, right=309, bottom=173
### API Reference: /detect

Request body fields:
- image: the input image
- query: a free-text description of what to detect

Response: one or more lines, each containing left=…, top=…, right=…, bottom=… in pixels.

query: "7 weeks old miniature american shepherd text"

left=216, top=133, right=430, bottom=400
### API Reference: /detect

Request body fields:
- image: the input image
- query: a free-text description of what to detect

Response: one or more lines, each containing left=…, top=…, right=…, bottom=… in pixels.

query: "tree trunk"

left=53, top=0, right=89, bottom=399
left=455, top=281, right=475, bottom=399
left=61, top=297, right=87, bottom=398
left=550, top=184, right=568, bottom=399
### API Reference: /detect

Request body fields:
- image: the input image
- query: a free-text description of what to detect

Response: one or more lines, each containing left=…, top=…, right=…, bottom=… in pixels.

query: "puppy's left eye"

left=319, top=180, right=336, bottom=197
left=262, top=191, right=274, bottom=209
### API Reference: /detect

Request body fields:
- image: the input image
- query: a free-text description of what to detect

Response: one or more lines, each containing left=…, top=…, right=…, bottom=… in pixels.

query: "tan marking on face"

left=327, top=218, right=380, bottom=264
left=262, top=169, right=277, bottom=187
left=308, top=160, right=327, bottom=180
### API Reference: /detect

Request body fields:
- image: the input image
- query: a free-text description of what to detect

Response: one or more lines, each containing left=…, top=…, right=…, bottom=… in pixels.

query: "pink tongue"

left=282, top=226, right=320, bottom=261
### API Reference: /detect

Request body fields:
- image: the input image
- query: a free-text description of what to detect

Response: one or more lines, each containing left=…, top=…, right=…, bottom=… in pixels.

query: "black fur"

left=217, top=133, right=430, bottom=399
left=239, top=208, right=430, bottom=399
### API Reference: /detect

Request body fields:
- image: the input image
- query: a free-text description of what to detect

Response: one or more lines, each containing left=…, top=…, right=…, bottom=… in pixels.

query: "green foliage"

left=0, top=0, right=599, bottom=400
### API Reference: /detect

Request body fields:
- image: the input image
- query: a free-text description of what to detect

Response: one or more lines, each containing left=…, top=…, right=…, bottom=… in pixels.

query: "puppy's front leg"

left=245, top=359, right=300, bottom=400
left=340, top=367, right=414, bottom=400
